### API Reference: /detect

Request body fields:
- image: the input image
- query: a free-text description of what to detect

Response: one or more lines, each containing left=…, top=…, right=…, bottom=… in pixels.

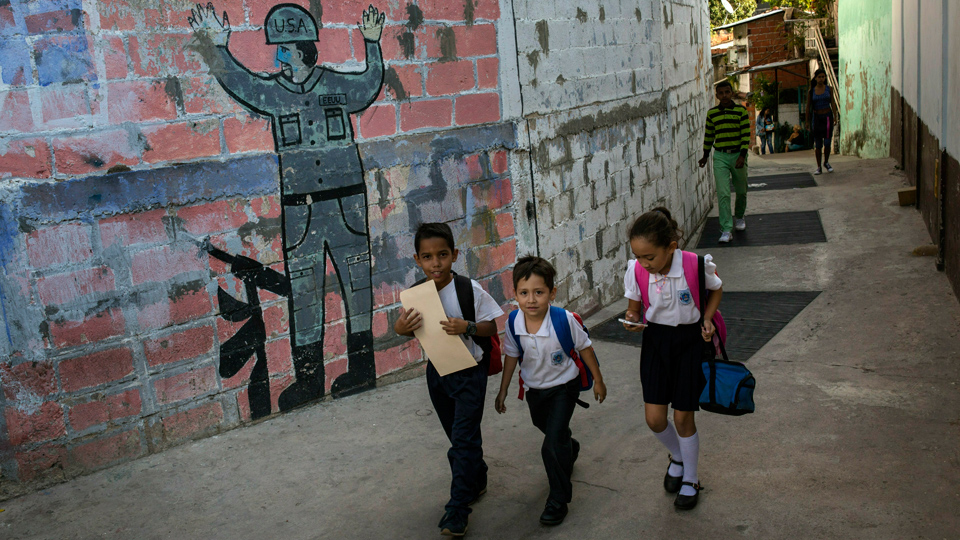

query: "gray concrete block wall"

left=510, top=0, right=713, bottom=313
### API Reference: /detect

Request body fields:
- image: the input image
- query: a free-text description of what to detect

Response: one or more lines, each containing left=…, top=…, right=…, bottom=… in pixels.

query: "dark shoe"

left=539, top=499, right=568, bottom=526
left=438, top=510, right=468, bottom=536
left=331, top=330, right=377, bottom=398
left=663, top=455, right=683, bottom=494
left=674, top=482, right=702, bottom=510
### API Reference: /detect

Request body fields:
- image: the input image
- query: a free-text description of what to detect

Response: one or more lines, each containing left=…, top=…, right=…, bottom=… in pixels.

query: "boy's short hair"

left=414, top=222, right=455, bottom=253
left=715, top=80, right=733, bottom=92
left=513, top=255, right=557, bottom=290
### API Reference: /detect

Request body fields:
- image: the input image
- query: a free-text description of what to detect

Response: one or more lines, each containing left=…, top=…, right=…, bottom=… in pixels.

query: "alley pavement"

left=3, top=151, right=959, bottom=539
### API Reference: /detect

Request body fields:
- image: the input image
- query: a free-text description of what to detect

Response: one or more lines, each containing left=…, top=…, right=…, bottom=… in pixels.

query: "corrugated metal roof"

left=714, top=9, right=784, bottom=31
left=729, top=57, right=807, bottom=76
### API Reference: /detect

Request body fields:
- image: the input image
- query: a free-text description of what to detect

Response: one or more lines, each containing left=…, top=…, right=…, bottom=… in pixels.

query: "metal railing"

left=811, top=21, right=840, bottom=113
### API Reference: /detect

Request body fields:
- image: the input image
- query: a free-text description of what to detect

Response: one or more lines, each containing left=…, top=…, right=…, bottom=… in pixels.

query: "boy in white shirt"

left=495, top=256, right=606, bottom=526
left=395, top=223, right=504, bottom=537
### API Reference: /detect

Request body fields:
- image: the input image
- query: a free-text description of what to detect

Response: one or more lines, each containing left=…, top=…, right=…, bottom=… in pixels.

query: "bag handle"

left=698, top=255, right=730, bottom=363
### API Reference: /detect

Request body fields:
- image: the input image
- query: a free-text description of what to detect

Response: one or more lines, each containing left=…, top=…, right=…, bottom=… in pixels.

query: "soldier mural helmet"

left=264, top=4, right=319, bottom=44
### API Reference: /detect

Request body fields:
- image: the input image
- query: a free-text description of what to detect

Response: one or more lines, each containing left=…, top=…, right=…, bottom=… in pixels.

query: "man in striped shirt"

left=698, top=80, right=750, bottom=243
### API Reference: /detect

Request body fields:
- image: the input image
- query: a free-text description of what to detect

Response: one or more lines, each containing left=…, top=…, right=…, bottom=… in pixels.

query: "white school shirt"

left=438, top=279, right=505, bottom=362
left=623, top=250, right=722, bottom=326
left=502, top=309, right=592, bottom=391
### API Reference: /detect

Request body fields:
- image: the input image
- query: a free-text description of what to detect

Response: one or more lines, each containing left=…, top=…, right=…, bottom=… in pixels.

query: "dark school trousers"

left=525, top=377, right=580, bottom=504
left=426, top=361, right=488, bottom=515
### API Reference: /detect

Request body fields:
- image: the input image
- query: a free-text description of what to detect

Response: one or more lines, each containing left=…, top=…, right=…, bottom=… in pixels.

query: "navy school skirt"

left=640, top=322, right=707, bottom=411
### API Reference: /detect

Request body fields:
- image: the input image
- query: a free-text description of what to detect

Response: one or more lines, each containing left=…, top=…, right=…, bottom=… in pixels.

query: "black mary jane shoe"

left=674, top=482, right=702, bottom=510
left=539, top=499, right=568, bottom=526
left=663, top=455, right=683, bottom=494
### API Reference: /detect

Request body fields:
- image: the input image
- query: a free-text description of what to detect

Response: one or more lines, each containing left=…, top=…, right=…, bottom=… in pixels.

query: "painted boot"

left=330, top=329, right=377, bottom=398
left=277, top=341, right=325, bottom=411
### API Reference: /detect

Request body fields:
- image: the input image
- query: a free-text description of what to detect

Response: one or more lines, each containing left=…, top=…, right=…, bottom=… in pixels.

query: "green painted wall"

left=838, top=0, right=893, bottom=158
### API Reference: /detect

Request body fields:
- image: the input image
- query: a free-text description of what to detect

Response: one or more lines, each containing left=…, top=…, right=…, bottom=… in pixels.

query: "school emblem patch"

left=678, top=290, right=692, bottom=305
left=551, top=350, right=566, bottom=365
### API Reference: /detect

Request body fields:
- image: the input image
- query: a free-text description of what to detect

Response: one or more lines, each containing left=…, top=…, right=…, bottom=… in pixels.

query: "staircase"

left=813, top=23, right=841, bottom=152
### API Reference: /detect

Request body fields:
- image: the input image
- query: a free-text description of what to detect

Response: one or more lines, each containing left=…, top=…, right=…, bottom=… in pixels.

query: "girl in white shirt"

left=621, top=207, right=723, bottom=511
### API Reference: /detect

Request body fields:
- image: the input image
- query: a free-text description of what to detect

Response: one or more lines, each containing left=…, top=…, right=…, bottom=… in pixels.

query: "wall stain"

left=599, top=6, right=605, bottom=22
left=662, top=3, right=673, bottom=27
left=309, top=0, right=323, bottom=26
left=464, top=0, right=475, bottom=26
left=635, top=7, right=642, bottom=21
left=556, top=74, right=566, bottom=85
left=163, top=77, right=184, bottom=112
left=405, top=3, right=424, bottom=30
left=396, top=4, right=424, bottom=59
left=535, top=20, right=549, bottom=54
left=83, top=155, right=105, bottom=169
left=437, top=26, right=457, bottom=62
left=107, top=164, right=132, bottom=174
left=527, top=50, right=540, bottom=70
left=555, top=95, right=667, bottom=140
left=397, top=31, right=415, bottom=59
left=383, top=66, right=409, bottom=101
left=576, top=8, right=587, bottom=22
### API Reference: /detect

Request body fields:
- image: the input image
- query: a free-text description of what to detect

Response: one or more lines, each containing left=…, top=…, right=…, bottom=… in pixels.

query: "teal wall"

left=838, top=0, right=893, bottom=158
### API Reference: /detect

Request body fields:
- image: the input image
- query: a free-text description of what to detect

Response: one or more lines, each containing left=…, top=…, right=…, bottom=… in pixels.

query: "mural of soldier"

left=188, top=3, right=386, bottom=409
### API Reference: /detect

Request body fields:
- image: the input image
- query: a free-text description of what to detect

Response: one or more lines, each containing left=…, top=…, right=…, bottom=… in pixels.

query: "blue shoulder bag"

left=696, top=256, right=756, bottom=415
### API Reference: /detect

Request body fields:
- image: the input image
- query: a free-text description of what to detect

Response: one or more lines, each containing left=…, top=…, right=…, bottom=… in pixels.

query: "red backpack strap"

left=681, top=251, right=701, bottom=310
left=633, top=261, right=651, bottom=322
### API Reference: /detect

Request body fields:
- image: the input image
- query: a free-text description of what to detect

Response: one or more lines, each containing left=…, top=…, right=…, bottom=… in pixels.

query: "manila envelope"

left=399, top=280, right=477, bottom=376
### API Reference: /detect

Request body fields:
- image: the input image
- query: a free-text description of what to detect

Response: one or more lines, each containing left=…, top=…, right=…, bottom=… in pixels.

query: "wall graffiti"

left=189, top=3, right=386, bottom=410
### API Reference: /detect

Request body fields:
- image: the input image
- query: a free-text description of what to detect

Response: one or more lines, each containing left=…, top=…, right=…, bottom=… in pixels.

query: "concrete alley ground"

left=2, top=152, right=959, bottom=540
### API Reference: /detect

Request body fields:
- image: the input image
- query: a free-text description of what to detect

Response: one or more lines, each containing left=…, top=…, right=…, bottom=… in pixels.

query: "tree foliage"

left=709, top=0, right=756, bottom=29
left=709, top=1, right=833, bottom=29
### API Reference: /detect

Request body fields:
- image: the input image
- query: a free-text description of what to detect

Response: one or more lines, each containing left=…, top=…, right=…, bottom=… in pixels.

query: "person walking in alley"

left=494, top=256, right=606, bottom=527
left=699, top=81, right=750, bottom=244
left=620, top=208, right=724, bottom=510
left=807, top=68, right=837, bottom=174
left=394, top=223, right=504, bottom=537
left=758, top=108, right=775, bottom=155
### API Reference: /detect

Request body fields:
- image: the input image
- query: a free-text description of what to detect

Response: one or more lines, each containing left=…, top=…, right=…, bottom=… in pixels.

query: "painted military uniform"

left=207, top=33, right=383, bottom=405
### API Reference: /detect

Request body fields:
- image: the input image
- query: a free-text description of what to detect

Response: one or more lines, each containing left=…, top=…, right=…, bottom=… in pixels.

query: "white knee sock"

left=677, top=432, right=700, bottom=496
left=653, top=422, right=684, bottom=477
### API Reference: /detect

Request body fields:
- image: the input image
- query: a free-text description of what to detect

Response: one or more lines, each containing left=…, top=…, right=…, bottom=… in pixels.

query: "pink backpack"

left=634, top=251, right=727, bottom=356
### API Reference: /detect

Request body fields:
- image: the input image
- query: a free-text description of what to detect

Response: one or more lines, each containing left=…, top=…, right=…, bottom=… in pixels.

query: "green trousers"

left=713, top=151, right=748, bottom=232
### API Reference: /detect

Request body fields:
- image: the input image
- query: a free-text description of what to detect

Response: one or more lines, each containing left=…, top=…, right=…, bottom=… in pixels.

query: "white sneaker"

left=734, top=218, right=746, bottom=231
left=814, top=167, right=822, bottom=175
left=825, top=163, right=833, bottom=173
left=719, top=231, right=733, bottom=243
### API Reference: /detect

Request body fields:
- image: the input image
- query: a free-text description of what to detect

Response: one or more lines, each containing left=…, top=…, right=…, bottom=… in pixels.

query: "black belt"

left=715, top=148, right=742, bottom=154
left=282, top=183, right=364, bottom=206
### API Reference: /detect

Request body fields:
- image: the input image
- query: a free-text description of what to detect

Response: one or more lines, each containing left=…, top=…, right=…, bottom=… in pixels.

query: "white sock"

left=653, top=422, right=684, bottom=477
left=677, top=432, right=700, bottom=496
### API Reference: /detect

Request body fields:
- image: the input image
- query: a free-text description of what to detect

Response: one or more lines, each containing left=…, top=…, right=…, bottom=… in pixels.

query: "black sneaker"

left=439, top=510, right=468, bottom=537
left=539, top=499, right=568, bottom=526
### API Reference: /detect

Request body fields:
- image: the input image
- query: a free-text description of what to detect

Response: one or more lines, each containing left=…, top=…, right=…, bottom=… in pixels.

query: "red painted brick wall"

left=0, top=0, right=503, bottom=180
left=0, top=0, right=515, bottom=494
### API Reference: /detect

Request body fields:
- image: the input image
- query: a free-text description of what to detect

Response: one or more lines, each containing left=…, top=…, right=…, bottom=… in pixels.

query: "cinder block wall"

left=511, top=0, right=713, bottom=313
left=0, top=0, right=711, bottom=496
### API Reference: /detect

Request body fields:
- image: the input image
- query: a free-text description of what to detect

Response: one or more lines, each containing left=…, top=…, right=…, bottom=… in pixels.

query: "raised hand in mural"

left=188, top=2, right=230, bottom=47
left=359, top=5, right=386, bottom=41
